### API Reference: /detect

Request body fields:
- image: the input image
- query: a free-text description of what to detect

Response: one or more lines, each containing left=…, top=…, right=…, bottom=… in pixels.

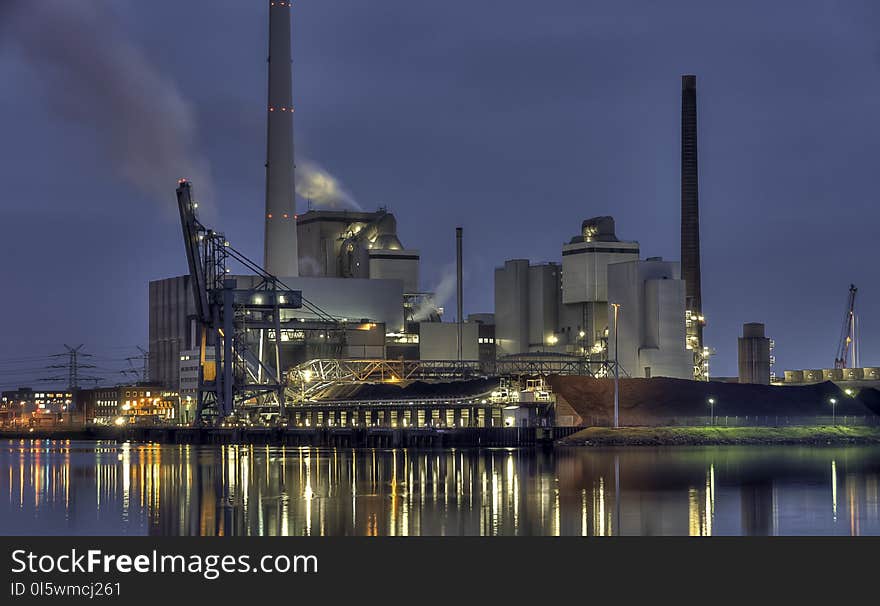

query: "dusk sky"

left=1, top=0, right=879, bottom=387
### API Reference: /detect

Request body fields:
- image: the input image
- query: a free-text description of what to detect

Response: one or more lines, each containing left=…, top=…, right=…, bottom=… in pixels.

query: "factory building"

left=738, top=323, right=772, bottom=385
left=179, top=348, right=216, bottom=400
left=494, top=260, right=562, bottom=355
left=297, top=209, right=420, bottom=293
left=560, top=217, right=640, bottom=352
left=607, top=258, right=692, bottom=379
left=494, top=217, right=640, bottom=358
left=149, top=272, right=406, bottom=388
left=76, top=386, right=120, bottom=424
left=149, top=276, right=197, bottom=392
left=418, top=322, right=479, bottom=361
left=147, top=6, right=441, bottom=389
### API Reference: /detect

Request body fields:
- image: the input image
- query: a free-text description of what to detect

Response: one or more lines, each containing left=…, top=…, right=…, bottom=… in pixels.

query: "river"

left=1, top=440, right=878, bottom=535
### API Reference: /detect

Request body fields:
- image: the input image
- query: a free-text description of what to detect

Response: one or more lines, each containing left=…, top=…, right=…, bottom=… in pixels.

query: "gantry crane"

left=833, top=284, right=859, bottom=370
left=176, top=179, right=341, bottom=424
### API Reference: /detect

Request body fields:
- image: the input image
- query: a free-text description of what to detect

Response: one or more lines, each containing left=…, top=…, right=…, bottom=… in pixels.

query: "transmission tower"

left=47, top=345, right=100, bottom=390
left=124, top=346, right=150, bottom=383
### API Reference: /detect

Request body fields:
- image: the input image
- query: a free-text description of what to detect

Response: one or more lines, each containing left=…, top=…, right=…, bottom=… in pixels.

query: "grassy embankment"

left=558, top=425, right=880, bottom=446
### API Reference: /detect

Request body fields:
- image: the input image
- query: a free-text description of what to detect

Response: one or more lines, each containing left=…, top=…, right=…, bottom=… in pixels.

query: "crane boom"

left=834, top=284, right=858, bottom=369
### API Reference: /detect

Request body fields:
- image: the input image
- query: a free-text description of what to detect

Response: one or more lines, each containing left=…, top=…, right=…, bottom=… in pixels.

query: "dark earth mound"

left=549, top=376, right=880, bottom=426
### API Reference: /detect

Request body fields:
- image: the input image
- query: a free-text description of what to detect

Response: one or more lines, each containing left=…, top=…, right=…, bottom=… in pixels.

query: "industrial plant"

left=5, top=3, right=876, bottom=438
left=142, top=1, right=717, bottom=430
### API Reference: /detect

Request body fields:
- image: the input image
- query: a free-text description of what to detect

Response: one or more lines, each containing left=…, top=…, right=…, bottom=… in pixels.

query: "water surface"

left=1, top=439, right=878, bottom=535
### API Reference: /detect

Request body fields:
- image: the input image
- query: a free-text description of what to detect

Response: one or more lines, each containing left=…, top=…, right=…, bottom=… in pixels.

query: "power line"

left=46, top=345, right=103, bottom=390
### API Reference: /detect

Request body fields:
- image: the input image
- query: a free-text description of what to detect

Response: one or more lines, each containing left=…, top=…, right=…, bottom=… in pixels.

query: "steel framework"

left=286, top=358, right=483, bottom=401
left=177, top=180, right=341, bottom=423
left=494, top=356, right=619, bottom=378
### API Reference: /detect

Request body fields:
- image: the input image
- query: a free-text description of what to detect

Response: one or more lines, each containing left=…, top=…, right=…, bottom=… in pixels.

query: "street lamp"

left=829, top=397, right=837, bottom=425
left=611, top=303, right=621, bottom=429
left=707, top=397, right=716, bottom=426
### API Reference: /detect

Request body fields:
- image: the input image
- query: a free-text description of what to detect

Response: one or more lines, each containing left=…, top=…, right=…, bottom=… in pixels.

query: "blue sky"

left=1, top=0, right=879, bottom=385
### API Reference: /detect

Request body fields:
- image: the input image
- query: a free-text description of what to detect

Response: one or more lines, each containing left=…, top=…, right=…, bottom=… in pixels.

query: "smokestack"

left=264, top=1, right=298, bottom=277
left=456, top=227, right=463, bottom=366
left=681, top=75, right=702, bottom=344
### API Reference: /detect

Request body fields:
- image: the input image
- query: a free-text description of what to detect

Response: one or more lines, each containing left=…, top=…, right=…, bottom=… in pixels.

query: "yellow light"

left=114, top=417, right=126, bottom=426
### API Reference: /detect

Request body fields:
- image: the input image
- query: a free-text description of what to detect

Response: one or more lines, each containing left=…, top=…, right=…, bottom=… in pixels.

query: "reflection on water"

left=2, top=440, right=880, bottom=536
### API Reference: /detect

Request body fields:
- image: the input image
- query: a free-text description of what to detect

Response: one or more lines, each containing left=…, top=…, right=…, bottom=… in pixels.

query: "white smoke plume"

left=413, top=264, right=459, bottom=322
left=0, top=1, right=213, bottom=211
left=296, top=160, right=361, bottom=211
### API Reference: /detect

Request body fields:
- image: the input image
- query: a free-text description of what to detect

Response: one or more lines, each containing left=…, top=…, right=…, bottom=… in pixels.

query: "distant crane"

left=834, top=284, right=859, bottom=369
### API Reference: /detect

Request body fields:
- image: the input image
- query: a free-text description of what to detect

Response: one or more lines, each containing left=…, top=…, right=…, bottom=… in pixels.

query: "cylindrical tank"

left=823, top=368, right=844, bottom=381
left=805, top=370, right=824, bottom=383
left=842, top=367, right=864, bottom=381
left=784, top=370, right=804, bottom=384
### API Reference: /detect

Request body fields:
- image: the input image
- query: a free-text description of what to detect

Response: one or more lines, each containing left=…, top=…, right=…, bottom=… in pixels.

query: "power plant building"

left=297, top=209, right=419, bottom=293
left=560, top=217, right=639, bottom=352
left=494, top=260, right=562, bottom=356
left=147, top=4, right=444, bottom=390
left=607, top=258, right=692, bottom=379
left=738, top=323, right=772, bottom=385
left=494, top=217, right=640, bottom=358
left=418, top=322, right=479, bottom=361
left=149, top=272, right=407, bottom=388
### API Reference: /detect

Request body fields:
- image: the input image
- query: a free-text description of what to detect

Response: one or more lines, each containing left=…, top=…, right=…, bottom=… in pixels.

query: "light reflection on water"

left=2, top=439, right=879, bottom=536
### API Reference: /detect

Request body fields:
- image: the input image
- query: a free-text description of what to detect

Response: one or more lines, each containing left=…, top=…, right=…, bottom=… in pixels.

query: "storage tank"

left=804, top=369, right=824, bottom=383
left=842, top=367, right=864, bottom=381
left=784, top=370, right=804, bottom=384
left=823, top=368, right=844, bottom=381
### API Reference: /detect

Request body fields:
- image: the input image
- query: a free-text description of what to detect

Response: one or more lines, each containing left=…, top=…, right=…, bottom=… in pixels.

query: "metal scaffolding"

left=176, top=179, right=340, bottom=424
left=287, top=358, right=483, bottom=401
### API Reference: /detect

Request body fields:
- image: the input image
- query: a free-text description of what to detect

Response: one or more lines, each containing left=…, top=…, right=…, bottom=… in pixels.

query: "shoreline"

left=3, top=425, right=880, bottom=447
left=0, top=426, right=578, bottom=448
left=557, top=425, right=880, bottom=447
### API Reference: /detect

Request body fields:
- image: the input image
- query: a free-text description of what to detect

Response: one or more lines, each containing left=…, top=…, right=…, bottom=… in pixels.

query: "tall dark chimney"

left=681, top=75, right=702, bottom=345
left=456, top=227, right=463, bottom=366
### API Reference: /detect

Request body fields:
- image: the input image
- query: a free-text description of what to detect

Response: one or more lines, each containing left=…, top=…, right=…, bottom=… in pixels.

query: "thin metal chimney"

left=456, top=227, right=463, bottom=366
left=681, top=74, right=706, bottom=379
left=264, top=1, right=298, bottom=277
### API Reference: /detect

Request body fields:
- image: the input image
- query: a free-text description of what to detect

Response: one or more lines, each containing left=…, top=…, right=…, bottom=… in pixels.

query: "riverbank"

left=0, top=426, right=581, bottom=448
left=558, top=425, right=880, bottom=446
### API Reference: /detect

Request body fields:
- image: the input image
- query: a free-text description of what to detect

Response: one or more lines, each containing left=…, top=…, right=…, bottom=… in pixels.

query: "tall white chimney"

left=264, top=0, right=298, bottom=276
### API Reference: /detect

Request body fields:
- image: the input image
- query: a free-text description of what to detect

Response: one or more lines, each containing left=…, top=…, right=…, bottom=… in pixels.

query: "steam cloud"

left=296, top=161, right=361, bottom=211
left=413, top=265, right=458, bottom=322
left=0, top=1, right=213, bottom=210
